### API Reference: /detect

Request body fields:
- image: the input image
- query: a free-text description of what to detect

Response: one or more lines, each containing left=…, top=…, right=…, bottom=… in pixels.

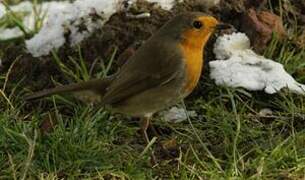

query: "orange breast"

left=179, top=38, right=204, bottom=95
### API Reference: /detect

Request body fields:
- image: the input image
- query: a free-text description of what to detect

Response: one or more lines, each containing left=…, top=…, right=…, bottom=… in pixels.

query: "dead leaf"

left=241, top=9, right=286, bottom=52
left=161, top=138, right=177, bottom=151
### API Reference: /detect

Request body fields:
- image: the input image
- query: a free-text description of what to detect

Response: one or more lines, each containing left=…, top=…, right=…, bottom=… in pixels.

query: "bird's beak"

left=215, top=23, right=232, bottom=30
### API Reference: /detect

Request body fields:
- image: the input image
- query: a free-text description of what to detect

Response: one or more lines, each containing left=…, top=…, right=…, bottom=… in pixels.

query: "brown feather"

left=25, top=76, right=115, bottom=101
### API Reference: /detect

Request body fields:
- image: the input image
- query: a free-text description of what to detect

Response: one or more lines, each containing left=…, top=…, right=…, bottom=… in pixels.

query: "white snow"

left=0, top=1, right=33, bottom=40
left=147, top=0, right=219, bottom=10
left=0, top=4, right=6, bottom=18
left=210, top=32, right=305, bottom=95
left=147, top=0, right=178, bottom=10
left=0, top=1, right=70, bottom=40
left=0, top=27, right=24, bottom=39
left=163, top=107, right=197, bottom=123
left=0, top=1, right=33, bottom=19
left=25, top=0, right=117, bottom=57
left=124, top=0, right=180, bottom=11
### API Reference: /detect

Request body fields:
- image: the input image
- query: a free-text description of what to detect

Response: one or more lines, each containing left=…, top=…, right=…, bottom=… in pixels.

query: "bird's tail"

left=25, top=77, right=114, bottom=101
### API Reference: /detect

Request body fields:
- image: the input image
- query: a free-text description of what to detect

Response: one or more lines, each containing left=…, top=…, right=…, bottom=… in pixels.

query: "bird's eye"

left=193, top=21, right=203, bottom=29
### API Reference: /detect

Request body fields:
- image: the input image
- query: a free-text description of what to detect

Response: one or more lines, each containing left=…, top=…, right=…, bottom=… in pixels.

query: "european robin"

left=26, top=12, right=230, bottom=162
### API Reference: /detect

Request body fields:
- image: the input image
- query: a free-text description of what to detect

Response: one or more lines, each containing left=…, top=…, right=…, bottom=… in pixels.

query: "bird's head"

left=158, top=12, right=231, bottom=49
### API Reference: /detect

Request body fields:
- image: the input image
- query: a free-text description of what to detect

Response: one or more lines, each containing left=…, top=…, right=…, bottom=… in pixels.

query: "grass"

left=1, top=0, right=305, bottom=179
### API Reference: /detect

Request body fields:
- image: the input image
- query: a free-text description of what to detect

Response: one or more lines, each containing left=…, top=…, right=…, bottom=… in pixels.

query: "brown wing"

left=101, top=39, right=184, bottom=105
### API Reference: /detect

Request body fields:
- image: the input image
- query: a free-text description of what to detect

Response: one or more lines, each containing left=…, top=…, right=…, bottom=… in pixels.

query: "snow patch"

left=0, top=4, right=5, bottom=18
left=25, top=0, right=117, bottom=57
left=0, top=1, right=70, bottom=41
left=163, top=107, right=197, bottom=123
left=147, top=0, right=179, bottom=10
left=210, top=32, right=305, bottom=95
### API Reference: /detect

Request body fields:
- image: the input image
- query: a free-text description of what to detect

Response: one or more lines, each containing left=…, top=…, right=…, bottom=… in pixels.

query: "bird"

left=26, top=12, right=230, bottom=162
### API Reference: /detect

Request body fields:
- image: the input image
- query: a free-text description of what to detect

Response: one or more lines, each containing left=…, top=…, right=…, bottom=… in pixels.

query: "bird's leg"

left=140, top=116, right=150, bottom=144
left=140, top=115, right=158, bottom=138
left=140, top=116, right=157, bottom=164
left=149, top=123, right=159, bottom=137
